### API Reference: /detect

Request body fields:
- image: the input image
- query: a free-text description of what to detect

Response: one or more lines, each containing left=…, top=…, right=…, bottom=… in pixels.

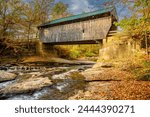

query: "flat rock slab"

left=0, top=71, right=17, bottom=82
left=69, top=82, right=111, bottom=100
left=82, top=68, right=133, bottom=81
left=0, top=76, right=52, bottom=95
left=93, top=62, right=114, bottom=68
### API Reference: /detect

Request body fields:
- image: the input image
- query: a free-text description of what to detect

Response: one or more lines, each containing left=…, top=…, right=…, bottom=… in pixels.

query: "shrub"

left=70, top=50, right=81, bottom=59
left=85, top=52, right=96, bottom=57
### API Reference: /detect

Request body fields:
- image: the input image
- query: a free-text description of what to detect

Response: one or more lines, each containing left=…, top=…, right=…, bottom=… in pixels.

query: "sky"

left=25, top=0, right=131, bottom=20
left=55, top=0, right=109, bottom=14
left=55, top=0, right=131, bottom=20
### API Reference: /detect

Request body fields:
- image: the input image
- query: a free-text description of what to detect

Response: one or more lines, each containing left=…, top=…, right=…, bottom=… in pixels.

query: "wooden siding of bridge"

left=39, top=16, right=112, bottom=44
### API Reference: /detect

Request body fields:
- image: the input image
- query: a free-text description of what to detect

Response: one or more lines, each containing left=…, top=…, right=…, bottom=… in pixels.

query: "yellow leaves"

left=139, top=7, right=150, bottom=14
left=51, top=2, right=70, bottom=20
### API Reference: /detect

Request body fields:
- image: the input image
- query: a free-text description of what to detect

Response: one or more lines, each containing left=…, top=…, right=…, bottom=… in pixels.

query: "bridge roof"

left=38, top=6, right=116, bottom=28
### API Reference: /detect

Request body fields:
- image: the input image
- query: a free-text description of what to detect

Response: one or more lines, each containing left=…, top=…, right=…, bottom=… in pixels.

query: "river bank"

left=69, top=58, right=150, bottom=100
left=0, top=56, right=150, bottom=100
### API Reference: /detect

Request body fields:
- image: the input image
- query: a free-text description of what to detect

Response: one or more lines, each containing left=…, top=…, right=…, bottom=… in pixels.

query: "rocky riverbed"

left=0, top=59, right=150, bottom=100
left=0, top=61, right=94, bottom=100
left=0, top=62, right=129, bottom=100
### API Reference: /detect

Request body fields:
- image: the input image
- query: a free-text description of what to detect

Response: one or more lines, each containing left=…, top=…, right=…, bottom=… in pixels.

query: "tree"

left=20, top=0, right=54, bottom=49
left=0, top=0, right=24, bottom=39
left=51, top=2, right=71, bottom=20
left=21, top=2, right=38, bottom=49
left=31, top=0, right=54, bottom=24
left=0, top=0, right=54, bottom=55
left=115, top=0, right=150, bottom=54
left=0, top=0, right=25, bottom=56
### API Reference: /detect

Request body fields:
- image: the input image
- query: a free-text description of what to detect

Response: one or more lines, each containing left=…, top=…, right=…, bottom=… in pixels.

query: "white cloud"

left=69, top=0, right=96, bottom=14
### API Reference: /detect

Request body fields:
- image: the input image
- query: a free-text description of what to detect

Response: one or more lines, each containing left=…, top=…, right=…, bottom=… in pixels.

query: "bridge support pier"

left=36, top=42, right=56, bottom=57
left=98, top=37, right=141, bottom=61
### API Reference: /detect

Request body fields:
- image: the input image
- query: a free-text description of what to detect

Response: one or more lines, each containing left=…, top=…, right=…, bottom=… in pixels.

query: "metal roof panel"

left=39, top=6, right=114, bottom=28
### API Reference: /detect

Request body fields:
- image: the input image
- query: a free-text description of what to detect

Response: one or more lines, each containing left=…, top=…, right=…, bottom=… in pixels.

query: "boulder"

left=0, top=76, right=52, bottom=95
left=0, top=71, right=17, bottom=82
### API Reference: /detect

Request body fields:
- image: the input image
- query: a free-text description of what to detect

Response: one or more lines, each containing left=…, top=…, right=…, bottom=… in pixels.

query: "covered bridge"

left=38, top=6, right=118, bottom=45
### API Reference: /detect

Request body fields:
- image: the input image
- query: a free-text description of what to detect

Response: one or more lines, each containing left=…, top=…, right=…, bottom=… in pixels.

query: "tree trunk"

left=1, top=1, right=7, bottom=39
left=27, top=23, right=31, bottom=50
left=145, top=31, right=148, bottom=55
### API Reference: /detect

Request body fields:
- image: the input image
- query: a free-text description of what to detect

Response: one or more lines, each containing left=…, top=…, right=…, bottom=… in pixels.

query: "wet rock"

left=52, top=70, right=76, bottom=80
left=44, top=68, right=66, bottom=76
left=0, top=71, right=17, bottom=82
left=0, top=76, right=52, bottom=95
left=0, top=66, right=8, bottom=71
left=77, top=66, right=91, bottom=71
left=51, top=70, right=83, bottom=80
left=78, top=67, right=85, bottom=72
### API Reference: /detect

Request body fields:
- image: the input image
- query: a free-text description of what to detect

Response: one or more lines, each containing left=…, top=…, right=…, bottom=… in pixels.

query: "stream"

left=0, top=64, right=93, bottom=100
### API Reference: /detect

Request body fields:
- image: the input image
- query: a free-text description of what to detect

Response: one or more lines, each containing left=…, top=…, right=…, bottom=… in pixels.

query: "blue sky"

left=55, top=0, right=130, bottom=20
left=25, top=0, right=130, bottom=20
left=55, top=0, right=112, bottom=14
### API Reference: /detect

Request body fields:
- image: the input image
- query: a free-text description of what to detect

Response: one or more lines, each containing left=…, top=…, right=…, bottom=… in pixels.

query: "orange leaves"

left=109, top=81, right=150, bottom=100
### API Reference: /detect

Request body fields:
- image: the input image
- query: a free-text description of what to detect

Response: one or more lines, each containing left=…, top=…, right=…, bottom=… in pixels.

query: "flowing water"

left=0, top=65, right=93, bottom=100
left=0, top=80, right=16, bottom=89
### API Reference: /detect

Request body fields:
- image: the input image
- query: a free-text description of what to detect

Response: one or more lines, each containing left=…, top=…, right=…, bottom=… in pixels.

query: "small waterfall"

left=52, top=69, right=78, bottom=79
left=55, top=82, right=69, bottom=92
left=0, top=80, right=16, bottom=89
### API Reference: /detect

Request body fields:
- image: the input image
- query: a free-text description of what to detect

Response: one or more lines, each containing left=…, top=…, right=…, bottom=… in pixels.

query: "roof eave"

left=38, top=6, right=117, bottom=29
left=39, top=12, right=113, bottom=29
